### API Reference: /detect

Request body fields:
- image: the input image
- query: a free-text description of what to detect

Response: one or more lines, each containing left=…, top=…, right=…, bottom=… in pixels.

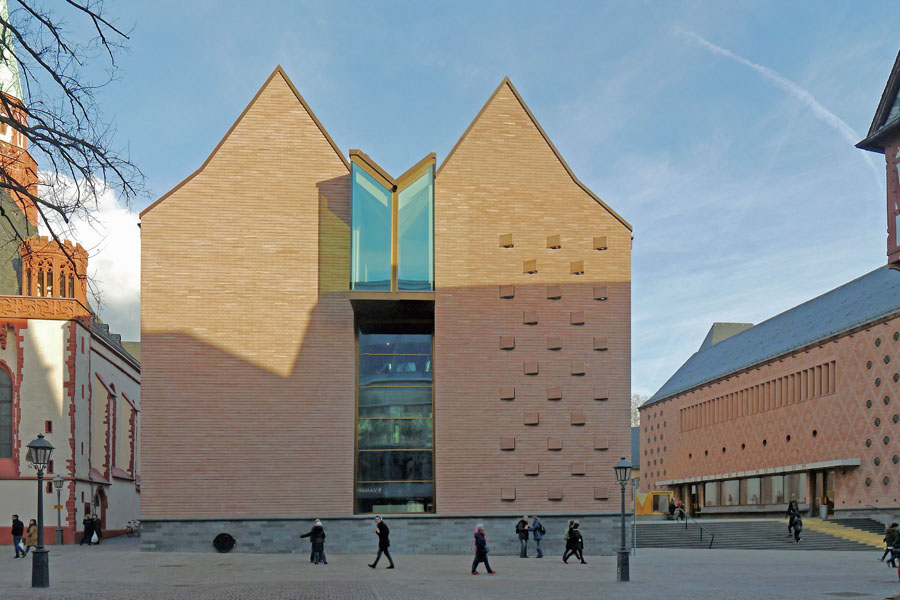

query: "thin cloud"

left=675, top=26, right=882, bottom=191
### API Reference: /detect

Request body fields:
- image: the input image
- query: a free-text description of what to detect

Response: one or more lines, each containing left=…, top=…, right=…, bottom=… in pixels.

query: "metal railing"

left=678, top=511, right=716, bottom=549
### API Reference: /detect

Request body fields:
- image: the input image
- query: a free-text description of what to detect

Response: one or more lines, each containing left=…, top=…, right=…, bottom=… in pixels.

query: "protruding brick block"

left=546, top=284, right=561, bottom=299
left=594, top=285, right=608, bottom=300
left=500, top=437, right=516, bottom=451
left=500, top=335, right=515, bottom=349
left=571, top=410, right=585, bottom=425
left=547, top=385, right=562, bottom=401
left=594, top=436, right=609, bottom=450
left=524, top=411, right=539, bottom=425
left=594, top=487, right=609, bottom=500
left=523, top=310, right=538, bottom=324
left=571, top=462, right=586, bottom=475
left=500, top=386, right=516, bottom=401
left=593, top=235, right=608, bottom=251
left=548, top=487, right=563, bottom=501
left=570, top=311, right=585, bottom=325
left=524, top=361, right=539, bottom=375
left=524, top=463, right=540, bottom=476
left=547, top=336, right=562, bottom=350
left=499, top=284, right=515, bottom=298
left=501, top=487, right=517, bottom=500
left=571, top=362, right=585, bottom=376
left=593, top=336, right=608, bottom=351
left=499, top=233, right=514, bottom=248
left=547, top=437, right=562, bottom=450
left=546, top=234, right=561, bottom=249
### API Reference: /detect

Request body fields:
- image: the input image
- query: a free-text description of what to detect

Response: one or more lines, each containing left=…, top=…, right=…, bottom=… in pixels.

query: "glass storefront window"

left=740, top=477, right=761, bottom=505
left=397, top=167, right=434, bottom=291
left=351, top=164, right=392, bottom=290
left=356, top=331, right=434, bottom=513
left=704, top=482, right=718, bottom=507
left=785, top=473, right=807, bottom=503
left=722, top=480, right=739, bottom=506
left=762, top=475, right=784, bottom=504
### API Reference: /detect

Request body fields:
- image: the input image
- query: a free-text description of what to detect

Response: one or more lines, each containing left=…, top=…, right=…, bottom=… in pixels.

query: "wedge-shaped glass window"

left=397, top=167, right=434, bottom=290
left=351, top=164, right=392, bottom=290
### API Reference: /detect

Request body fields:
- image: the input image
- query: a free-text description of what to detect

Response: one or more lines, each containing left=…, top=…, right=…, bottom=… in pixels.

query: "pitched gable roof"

left=438, top=77, right=632, bottom=231
left=857, top=49, right=900, bottom=153
left=646, top=266, right=900, bottom=406
left=140, top=66, right=348, bottom=217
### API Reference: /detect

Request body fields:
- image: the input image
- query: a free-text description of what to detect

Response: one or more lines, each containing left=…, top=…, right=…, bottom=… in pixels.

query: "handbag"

left=91, top=531, right=99, bottom=544
left=17, top=540, right=25, bottom=552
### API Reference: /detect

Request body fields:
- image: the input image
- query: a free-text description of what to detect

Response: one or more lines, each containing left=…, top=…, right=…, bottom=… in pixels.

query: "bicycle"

left=126, top=520, right=141, bottom=537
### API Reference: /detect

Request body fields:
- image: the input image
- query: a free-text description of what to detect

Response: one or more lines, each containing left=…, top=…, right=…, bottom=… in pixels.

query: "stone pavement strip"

left=1, top=536, right=900, bottom=599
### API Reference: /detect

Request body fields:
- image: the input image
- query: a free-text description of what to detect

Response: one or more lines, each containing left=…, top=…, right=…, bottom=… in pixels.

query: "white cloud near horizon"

left=38, top=174, right=140, bottom=341
left=674, top=27, right=883, bottom=193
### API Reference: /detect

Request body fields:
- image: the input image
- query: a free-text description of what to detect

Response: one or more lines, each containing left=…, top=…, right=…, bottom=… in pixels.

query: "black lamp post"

left=26, top=434, right=54, bottom=588
left=52, top=475, right=64, bottom=545
left=614, top=456, right=632, bottom=582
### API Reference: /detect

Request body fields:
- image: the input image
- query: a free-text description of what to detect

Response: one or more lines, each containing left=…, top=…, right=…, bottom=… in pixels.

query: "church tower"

left=0, top=0, right=86, bottom=299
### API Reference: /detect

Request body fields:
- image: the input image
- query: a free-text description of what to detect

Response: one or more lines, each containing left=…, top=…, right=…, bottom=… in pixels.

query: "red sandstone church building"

left=139, top=67, right=632, bottom=553
left=640, top=50, right=900, bottom=520
left=0, top=8, right=140, bottom=545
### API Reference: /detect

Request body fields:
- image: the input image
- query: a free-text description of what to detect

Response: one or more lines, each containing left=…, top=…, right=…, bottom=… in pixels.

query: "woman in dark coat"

left=563, top=521, right=586, bottom=564
left=92, top=514, right=103, bottom=543
left=299, top=519, right=327, bottom=564
left=368, top=515, right=394, bottom=569
left=471, top=524, right=495, bottom=574
left=80, top=515, right=95, bottom=546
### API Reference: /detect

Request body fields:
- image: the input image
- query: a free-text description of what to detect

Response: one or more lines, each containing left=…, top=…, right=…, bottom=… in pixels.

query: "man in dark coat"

left=368, top=515, right=394, bottom=569
left=80, top=515, right=95, bottom=546
left=786, top=500, right=800, bottom=537
left=300, top=519, right=327, bottom=564
left=527, top=516, right=544, bottom=558
left=471, top=524, right=496, bottom=574
left=515, top=515, right=530, bottom=557
left=11, top=514, right=24, bottom=558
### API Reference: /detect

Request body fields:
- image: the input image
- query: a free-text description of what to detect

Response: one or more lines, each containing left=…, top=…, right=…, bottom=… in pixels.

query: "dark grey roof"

left=91, top=319, right=140, bottom=369
left=631, top=426, right=640, bottom=467
left=857, top=49, right=900, bottom=153
left=698, top=322, right=754, bottom=351
left=646, top=266, right=900, bottom=406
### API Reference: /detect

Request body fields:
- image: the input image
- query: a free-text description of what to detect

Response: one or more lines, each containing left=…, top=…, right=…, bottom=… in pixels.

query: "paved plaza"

left=2, top=536, right=900, bottom=599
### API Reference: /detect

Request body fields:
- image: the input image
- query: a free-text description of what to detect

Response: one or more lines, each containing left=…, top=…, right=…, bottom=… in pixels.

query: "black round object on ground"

left=213, top=533, right=236, bottom=553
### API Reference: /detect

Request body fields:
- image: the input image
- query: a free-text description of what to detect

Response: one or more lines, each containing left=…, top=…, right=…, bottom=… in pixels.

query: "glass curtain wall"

left=703, top=473, right=808, bottom=507
left=356, top=331, right=434, bottom=513
left=397, top=167, right=434, bottom=291
left=351, top=164, right=392, bottom=290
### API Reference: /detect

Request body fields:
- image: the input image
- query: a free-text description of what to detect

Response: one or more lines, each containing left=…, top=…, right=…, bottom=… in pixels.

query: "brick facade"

left=640, top=312, right=900, bottom=515
left=140, top=68, right=632, bottom=539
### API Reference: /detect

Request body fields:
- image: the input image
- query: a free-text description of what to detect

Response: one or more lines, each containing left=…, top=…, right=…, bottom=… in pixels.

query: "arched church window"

left=68, top=275, right=74, bottom=298
left=37, top=271, right=44, bottom=296
left=0, top=368, right=12, bottom=458
left=59, top=271, right=66, bottom=298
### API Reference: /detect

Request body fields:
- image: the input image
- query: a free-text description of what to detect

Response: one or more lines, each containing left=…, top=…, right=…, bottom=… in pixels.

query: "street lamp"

left=26, top=434, right=54, bottom=588
left=614, top=456, right=632, bottom=582
left=52, top=475, right=64, bottom=545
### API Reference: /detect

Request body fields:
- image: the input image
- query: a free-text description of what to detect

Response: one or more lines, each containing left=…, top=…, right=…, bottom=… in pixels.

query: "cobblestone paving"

left=1, top=536, right=899, bottom=599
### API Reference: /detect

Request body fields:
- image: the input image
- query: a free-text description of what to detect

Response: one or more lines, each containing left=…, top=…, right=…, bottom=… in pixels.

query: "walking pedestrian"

left=300, top=519, right=327, bottom=564
left=22, top=519, right=37, bottom=556
left=563, top=521, right=586, bottom=563
left=11, top=514, right=24, bottom=558
left=80, top=514, right=95, bottom=546
left=368, top=515, right=394, bottom=569
left=528, top=516, right=545, bottom=558
left=561, top=520, right=574, bottom=562
left=883, top=523, right=898, bottom=568
left=92, top=514, right=103, bottom=544
left=516, top=515, right=530, bottom=558
left=471, top=524, right=496, bottom=575
left=786, top=499, right=800, bottom=537
left=793, top=514, right=803, bottom=543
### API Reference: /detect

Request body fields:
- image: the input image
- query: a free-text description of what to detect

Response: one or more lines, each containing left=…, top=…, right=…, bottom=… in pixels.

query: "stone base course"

left=141, top=513, right=629, bottom=555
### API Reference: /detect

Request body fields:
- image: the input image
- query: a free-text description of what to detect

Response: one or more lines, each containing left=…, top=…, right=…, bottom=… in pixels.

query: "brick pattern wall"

left=140, top=70, right=354, bottom=518
left=640, top=315, right=900, bottom=511
left=434, top=82, right=632, bottom=512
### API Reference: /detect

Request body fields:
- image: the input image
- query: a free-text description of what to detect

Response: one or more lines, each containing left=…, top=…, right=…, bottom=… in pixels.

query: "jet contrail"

left=676, top=27, right=882, bottom=190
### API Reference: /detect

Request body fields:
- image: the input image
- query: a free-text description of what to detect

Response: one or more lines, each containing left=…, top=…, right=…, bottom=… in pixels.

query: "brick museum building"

left=639, top=50, right=900, bottom=520
left=0, top=12, right=140, bottom=545
left=139, top=67, right=633, bottom=553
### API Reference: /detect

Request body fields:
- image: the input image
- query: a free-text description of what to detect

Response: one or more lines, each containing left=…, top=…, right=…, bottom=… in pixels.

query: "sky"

left=34, top=0, right=900, bottom=398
